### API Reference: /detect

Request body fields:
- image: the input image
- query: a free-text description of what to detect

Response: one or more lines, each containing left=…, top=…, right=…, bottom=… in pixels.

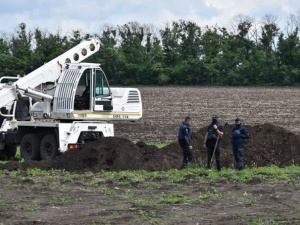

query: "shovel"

left=210, top=135, right=220, bottom=168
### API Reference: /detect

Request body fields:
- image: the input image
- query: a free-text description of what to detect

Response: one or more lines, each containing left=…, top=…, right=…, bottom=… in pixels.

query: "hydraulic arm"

left=0, top=37, right=100, bottom=109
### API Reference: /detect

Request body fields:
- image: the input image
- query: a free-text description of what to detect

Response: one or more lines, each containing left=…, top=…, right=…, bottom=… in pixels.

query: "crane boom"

left=0, top=37, right=100, bottom=109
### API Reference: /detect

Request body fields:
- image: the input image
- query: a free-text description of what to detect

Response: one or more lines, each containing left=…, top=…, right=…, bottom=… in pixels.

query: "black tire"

left=4, top=144, right=17, bottom=158
left=40, top=134, right=58, bottom=160
left=20, top=134, right=41, bottom=160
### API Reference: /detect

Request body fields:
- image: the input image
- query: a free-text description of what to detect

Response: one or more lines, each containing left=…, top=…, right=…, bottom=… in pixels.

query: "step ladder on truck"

left=0, top=37, right=142, bottom=160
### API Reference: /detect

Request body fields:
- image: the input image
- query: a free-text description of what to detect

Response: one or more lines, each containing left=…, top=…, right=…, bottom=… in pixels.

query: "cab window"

left=76, top=69, right=91, bottom=96
left=95, top=70, right=110, bottom=96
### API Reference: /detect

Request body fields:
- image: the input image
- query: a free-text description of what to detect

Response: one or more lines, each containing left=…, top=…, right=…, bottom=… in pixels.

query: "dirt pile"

left=0, top=137, right=182, bottom=172
left=0, top=123, right=300, bottom=172
left=192, top=123, right=300, bottom=168
left=51, top=138, right=182, bottom=172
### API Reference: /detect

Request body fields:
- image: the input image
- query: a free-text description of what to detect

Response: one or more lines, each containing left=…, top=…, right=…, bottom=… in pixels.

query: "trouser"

left=179, top=142, right=194, bottom=169
left=206, top=141, right=221, bottom=171
left=232, top=145, right=244, bottom=170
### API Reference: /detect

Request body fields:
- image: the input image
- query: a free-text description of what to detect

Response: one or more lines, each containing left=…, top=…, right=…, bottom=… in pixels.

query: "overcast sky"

left=0, top=0, right=299, bottom=36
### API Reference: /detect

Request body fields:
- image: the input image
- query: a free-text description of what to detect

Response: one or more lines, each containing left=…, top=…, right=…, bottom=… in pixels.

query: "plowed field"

left=115, top=86, right=300, bottom=143
left=1, top=86, right=300, bottom=225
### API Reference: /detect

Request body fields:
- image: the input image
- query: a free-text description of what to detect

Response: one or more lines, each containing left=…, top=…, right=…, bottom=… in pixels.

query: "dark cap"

left=185, top=116, right=191, bottom=122
left=235, top=117, right=241, bottom=122
left=212, top=115, right=219, bottom=120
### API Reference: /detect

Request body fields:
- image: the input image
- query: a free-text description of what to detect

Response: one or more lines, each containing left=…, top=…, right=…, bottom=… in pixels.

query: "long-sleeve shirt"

left=178, top=122, right=192, bottom=145
left=231, top=125, right=250, bottom=146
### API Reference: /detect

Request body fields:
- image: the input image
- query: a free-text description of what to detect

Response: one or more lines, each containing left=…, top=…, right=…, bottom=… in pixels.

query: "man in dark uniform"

left=178, top=116, right=193, bottom=169
left=203, top=115, right=224, bottom=171
left=230, top=118, right=250, bottom=170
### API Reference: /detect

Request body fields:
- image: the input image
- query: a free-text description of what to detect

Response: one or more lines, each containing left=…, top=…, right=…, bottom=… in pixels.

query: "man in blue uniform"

left=203, top=115, right=224, bottom=171
left=178, top=116, right=193, bottom=169
left=230, top=118, right=250, bottom=170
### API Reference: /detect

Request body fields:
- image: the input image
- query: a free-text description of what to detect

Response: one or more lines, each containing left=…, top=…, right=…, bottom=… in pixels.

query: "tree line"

left=1, top=13, right=300, bottom=86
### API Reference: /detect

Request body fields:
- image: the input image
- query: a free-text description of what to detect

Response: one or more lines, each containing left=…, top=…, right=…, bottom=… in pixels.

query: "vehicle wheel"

left=20, top=134, right=41, bottom=160
left=40, top=134, right=58, bottom=160
left=4, top=144, right=17, bottom=158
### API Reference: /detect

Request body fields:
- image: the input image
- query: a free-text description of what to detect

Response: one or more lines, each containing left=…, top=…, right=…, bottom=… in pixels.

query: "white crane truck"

left=0, top=37, right=142, bottom=160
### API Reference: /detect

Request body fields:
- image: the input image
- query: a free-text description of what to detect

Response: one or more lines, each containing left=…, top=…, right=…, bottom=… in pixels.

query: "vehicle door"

left=93, top=69, right=112, bottom=111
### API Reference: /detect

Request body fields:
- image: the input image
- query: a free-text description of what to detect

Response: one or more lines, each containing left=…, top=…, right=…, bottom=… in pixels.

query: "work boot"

left=180, top=163, right=187, bottom=170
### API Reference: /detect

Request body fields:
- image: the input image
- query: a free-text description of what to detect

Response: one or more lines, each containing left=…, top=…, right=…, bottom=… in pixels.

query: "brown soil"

left=1, top=170, right=300, bottom=225
left=114, top=86, right=300, bottom=143
left=1, top=87, right=300, bottom=225
left=1, top=123, right=300, bottom=172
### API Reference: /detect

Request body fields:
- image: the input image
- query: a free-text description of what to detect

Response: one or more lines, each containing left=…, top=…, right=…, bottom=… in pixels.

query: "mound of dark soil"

left=1, top=123, right=300, bottom=172
left=0, top=137, right=182, bottom=172
left=192, top=123, right=300, bottom=168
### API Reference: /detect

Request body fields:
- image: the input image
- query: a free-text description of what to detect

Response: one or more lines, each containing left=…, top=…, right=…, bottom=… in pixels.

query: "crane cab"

left=33, top=63, right=144, bottom=121
left=73, top=64, right=112, bottom=111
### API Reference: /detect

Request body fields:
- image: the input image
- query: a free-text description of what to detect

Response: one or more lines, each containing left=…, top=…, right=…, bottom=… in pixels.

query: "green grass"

left=0, top=200, right=6, bottom=206
left=130, top=197, right=157, bottom=206
left=16, top=146, right=21, bottom=158
left=1, top=164, right=300, bottom=224
left=50, top=196, right=82, bottom=204
left=1, top=165, right=300, bottom=187
left=158, top=192, right=192, bottom=204
left=87, top=220, right=112, bottom=225
left=21, top=205, right=37, bottom=212
left=250, top=218, right=279, bottom=225
left=137, top=209, right=158, bottom=221
left=99, top=188, right=116, bottom=195
left=147, top=142, right=170, bottom=148
left=0, top=146, right=21, bottom=163
left=100, top=165, right=300, bottom=184
left=198, top=188, right=225, bottom=200
left=130, top=192, right=193, bottom=206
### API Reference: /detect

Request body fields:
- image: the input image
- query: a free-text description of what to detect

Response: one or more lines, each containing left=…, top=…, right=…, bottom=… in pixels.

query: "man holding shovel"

left=203, top=115, right=224, bottom=171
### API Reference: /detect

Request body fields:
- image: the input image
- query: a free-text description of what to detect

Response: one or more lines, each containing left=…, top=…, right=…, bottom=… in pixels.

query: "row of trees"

left=1, top=13, right=300, bottom=86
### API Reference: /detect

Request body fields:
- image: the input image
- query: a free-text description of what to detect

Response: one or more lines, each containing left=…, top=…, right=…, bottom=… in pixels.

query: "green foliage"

left=2, top=19, right=300, bottom=86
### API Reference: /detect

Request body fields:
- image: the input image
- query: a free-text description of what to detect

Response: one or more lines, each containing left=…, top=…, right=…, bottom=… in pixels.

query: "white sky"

left=0, top=0, right=299, bottom=35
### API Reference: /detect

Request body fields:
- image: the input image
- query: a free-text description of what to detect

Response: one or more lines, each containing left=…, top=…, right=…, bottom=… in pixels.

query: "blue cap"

left=212, top=115, right=219, bottom=120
